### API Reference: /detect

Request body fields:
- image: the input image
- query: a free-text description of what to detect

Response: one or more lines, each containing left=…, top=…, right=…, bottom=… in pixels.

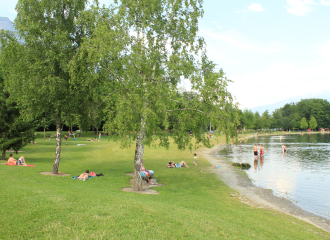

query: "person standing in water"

left=259, top=144, right=266, bottom=156
left=253, top=144, right=258, bottom=160
left=282, top=144, right=287, bottom=153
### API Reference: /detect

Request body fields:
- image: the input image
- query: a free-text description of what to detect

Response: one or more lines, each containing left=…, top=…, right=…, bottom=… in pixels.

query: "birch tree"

left=2, top=0, right=95, bottom=173
left=72, top=0, right=239, bottom=191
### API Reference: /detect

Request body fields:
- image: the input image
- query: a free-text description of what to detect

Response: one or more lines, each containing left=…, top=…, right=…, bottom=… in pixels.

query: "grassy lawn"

left=1, top=132, right=329, bottom=239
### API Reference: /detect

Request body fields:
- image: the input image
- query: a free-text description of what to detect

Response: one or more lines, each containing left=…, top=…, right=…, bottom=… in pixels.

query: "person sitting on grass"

left=7, top=154, right=27, bottom=166
left=142, top=160, right=158, bottom=185
left=86, top=137, right=91, bottom=141
left=78, top=170, right=90, bottom=181
left=94, top=137, right=97, bottom=141
left=7, top=154, right=17, bottom=165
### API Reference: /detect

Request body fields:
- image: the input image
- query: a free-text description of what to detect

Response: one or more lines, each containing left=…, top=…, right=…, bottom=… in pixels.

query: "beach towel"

left=4, top=163, right=36, bottom=167
left=71, top=176, right=95, bottom=180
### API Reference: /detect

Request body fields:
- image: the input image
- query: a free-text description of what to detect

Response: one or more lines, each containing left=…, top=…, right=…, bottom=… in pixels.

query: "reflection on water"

left=217, top=133, right=330, bottom=220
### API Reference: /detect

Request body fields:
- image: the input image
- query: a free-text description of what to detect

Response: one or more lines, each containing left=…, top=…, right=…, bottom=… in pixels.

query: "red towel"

left=4, top=163, right=36, bottom=167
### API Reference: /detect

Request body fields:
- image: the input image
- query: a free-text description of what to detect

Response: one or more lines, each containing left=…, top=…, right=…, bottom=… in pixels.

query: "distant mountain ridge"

left=249, top=91, right=330, bottom=113
left=0, top=17, right=15, bottom=32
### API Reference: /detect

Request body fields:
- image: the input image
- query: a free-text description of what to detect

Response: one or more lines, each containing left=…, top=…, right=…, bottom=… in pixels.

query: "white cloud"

left=317, top=41, right=330, bottom=60
left=320, top=0, right=330, bottom=5
left=201, top=29, right=282, bottom=55
left=286, top=0, right=315, bottom=16
left=248, top=3, right=265, bottom=12
left=236, top=3, right=266, bottom=13
left=228, top=60, right=330, bottom=109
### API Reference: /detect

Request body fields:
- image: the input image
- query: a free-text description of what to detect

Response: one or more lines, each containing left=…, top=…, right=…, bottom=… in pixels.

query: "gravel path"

left=198, top=145, right=330, bottom=233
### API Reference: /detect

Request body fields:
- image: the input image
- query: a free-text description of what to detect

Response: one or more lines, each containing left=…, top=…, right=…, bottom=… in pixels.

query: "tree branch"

left=166, top=108, right=210, bottom=116
left=97, top=88, right=129, bottom=108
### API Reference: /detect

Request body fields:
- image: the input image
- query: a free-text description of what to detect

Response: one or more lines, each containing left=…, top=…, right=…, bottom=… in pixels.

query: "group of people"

left=86, top=133, right=102, bottom=141
left=253, top=143, right=288, bottom=160
left=253, top=144, right=267, bottom=160
left=7, top=154, right=28, bottom=166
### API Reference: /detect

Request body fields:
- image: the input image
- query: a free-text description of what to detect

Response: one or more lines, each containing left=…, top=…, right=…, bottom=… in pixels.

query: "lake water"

left=217, top=133, right=330, bottom=220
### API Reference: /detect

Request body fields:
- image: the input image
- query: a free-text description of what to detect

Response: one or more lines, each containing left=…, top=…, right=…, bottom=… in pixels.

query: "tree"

left=309, top=116, right=317, bottom=130
left=0, top=45, right=35, bottom=159
left=2, top=0, right=96, bottom=173
left=254, top=112, right=261, bottom=130
left=300, top=117, right=308, bottom=130
left=243, top=109, right=254, bottom=129
left=74, top=1, right=239, bottom=191
left=260, top=110, right=271, bottom=129
left=271, top=109, right=282, bottom=129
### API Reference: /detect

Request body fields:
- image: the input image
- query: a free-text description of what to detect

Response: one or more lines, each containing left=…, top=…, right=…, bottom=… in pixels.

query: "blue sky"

left=1, top=0, right=330, bottom=109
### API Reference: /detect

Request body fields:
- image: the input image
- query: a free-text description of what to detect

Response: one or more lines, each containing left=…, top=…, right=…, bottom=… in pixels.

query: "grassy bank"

left=1, top=132, right=329, bottom=239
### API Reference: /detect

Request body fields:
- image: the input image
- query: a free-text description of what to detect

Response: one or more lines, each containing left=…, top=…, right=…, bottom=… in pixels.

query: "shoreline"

left=199, top=143, right=330, bottom=233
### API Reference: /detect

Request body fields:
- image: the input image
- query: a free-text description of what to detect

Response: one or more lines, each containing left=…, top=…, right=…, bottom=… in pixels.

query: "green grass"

left=1, top=132, right=329, bottom=239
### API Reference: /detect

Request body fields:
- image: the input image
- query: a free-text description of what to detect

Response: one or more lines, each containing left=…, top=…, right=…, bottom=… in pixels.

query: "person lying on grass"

left=7, top=154, right=27, bottom=166
left=78, top=170, right=90, bottom=181
left=167, top=161, right=189, bottom=167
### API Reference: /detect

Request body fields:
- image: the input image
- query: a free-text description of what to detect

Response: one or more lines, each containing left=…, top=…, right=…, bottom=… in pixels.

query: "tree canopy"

left=238, top=98, right=330, bottom=131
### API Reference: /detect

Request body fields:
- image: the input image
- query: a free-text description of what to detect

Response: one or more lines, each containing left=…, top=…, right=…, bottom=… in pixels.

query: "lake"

left=217, top=133, right=330, bottom=220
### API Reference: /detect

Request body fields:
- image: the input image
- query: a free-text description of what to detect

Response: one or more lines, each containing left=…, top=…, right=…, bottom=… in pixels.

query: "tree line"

left=0, top=0, right=239, bottom=191
left=238, top=98, right=330, bottom=131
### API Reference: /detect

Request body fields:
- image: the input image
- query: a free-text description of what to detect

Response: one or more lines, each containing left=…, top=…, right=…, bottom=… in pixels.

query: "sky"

left=1, top=0, right=330, bottom=109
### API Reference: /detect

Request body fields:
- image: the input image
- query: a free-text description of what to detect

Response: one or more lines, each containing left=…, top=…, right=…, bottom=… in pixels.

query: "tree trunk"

left=133, top=114, right=147, bottom=191
left=52, top=114, right=62, bottom=174
left=44, top=127, right=46, bottom=140
left=2, top=149, right=6, bottom=160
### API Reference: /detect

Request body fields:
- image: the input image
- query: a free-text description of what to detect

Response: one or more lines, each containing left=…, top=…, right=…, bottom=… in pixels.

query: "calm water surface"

left=217, top=133, right=330, bottom=220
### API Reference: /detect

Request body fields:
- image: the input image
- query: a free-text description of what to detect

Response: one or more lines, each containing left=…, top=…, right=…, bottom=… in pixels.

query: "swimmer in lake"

left=253, top=144, right=258, bottom=160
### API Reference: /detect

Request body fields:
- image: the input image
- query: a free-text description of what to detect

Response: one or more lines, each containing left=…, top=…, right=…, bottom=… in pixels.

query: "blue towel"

left=71, top=176, right=95, bottom=180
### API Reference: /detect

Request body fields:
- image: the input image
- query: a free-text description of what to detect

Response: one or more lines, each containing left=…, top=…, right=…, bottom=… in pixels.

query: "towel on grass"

left=71, top=176, right=95, bottom=180
left=4, top=163, right=36, bottom=167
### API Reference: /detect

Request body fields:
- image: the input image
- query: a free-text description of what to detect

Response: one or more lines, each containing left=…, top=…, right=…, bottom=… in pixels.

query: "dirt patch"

left=198, top=145, right=330, bottom=233
left=40, top=172, right=71, bottom=177
left=121, top=173, right=162, bottom=194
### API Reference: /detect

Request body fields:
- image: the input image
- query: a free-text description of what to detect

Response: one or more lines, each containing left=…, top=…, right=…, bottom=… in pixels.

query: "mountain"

left=0, top=17, right=15, bottom=32
left=249, top=91, right=330, bottom=113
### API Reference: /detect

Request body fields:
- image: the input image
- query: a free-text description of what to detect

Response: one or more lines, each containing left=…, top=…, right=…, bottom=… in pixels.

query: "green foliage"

left=0, top=50, right=35, bottom=159
left=261, top=110, right=272, bottom=129
left=72, top=1, right=239, bottom=152
left=243, top=99, right=330, bottom=131
left=253, top=111, right=261, bottom=130
left=300, top=117, right=308, bottom=130
left=309, top=116, right=318, bottom=130
left=1, top=0, right=103, bottom=172
left=242, top=109, right=255, bottom=129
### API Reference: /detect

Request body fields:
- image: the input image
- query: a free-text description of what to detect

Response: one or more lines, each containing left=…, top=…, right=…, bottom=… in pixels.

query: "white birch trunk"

left=133, top=114, right=147, bottom=191
left=52, top=114, right=62, bottom=174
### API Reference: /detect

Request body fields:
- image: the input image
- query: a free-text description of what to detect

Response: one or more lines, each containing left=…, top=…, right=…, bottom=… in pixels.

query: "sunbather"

left=7, top=154, right=17, bottom=165
left=78, top=170, right=90, bottom=181
left=167, top=161, right=189, bottom=167
left=7, top=154, right=27, bottom=166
